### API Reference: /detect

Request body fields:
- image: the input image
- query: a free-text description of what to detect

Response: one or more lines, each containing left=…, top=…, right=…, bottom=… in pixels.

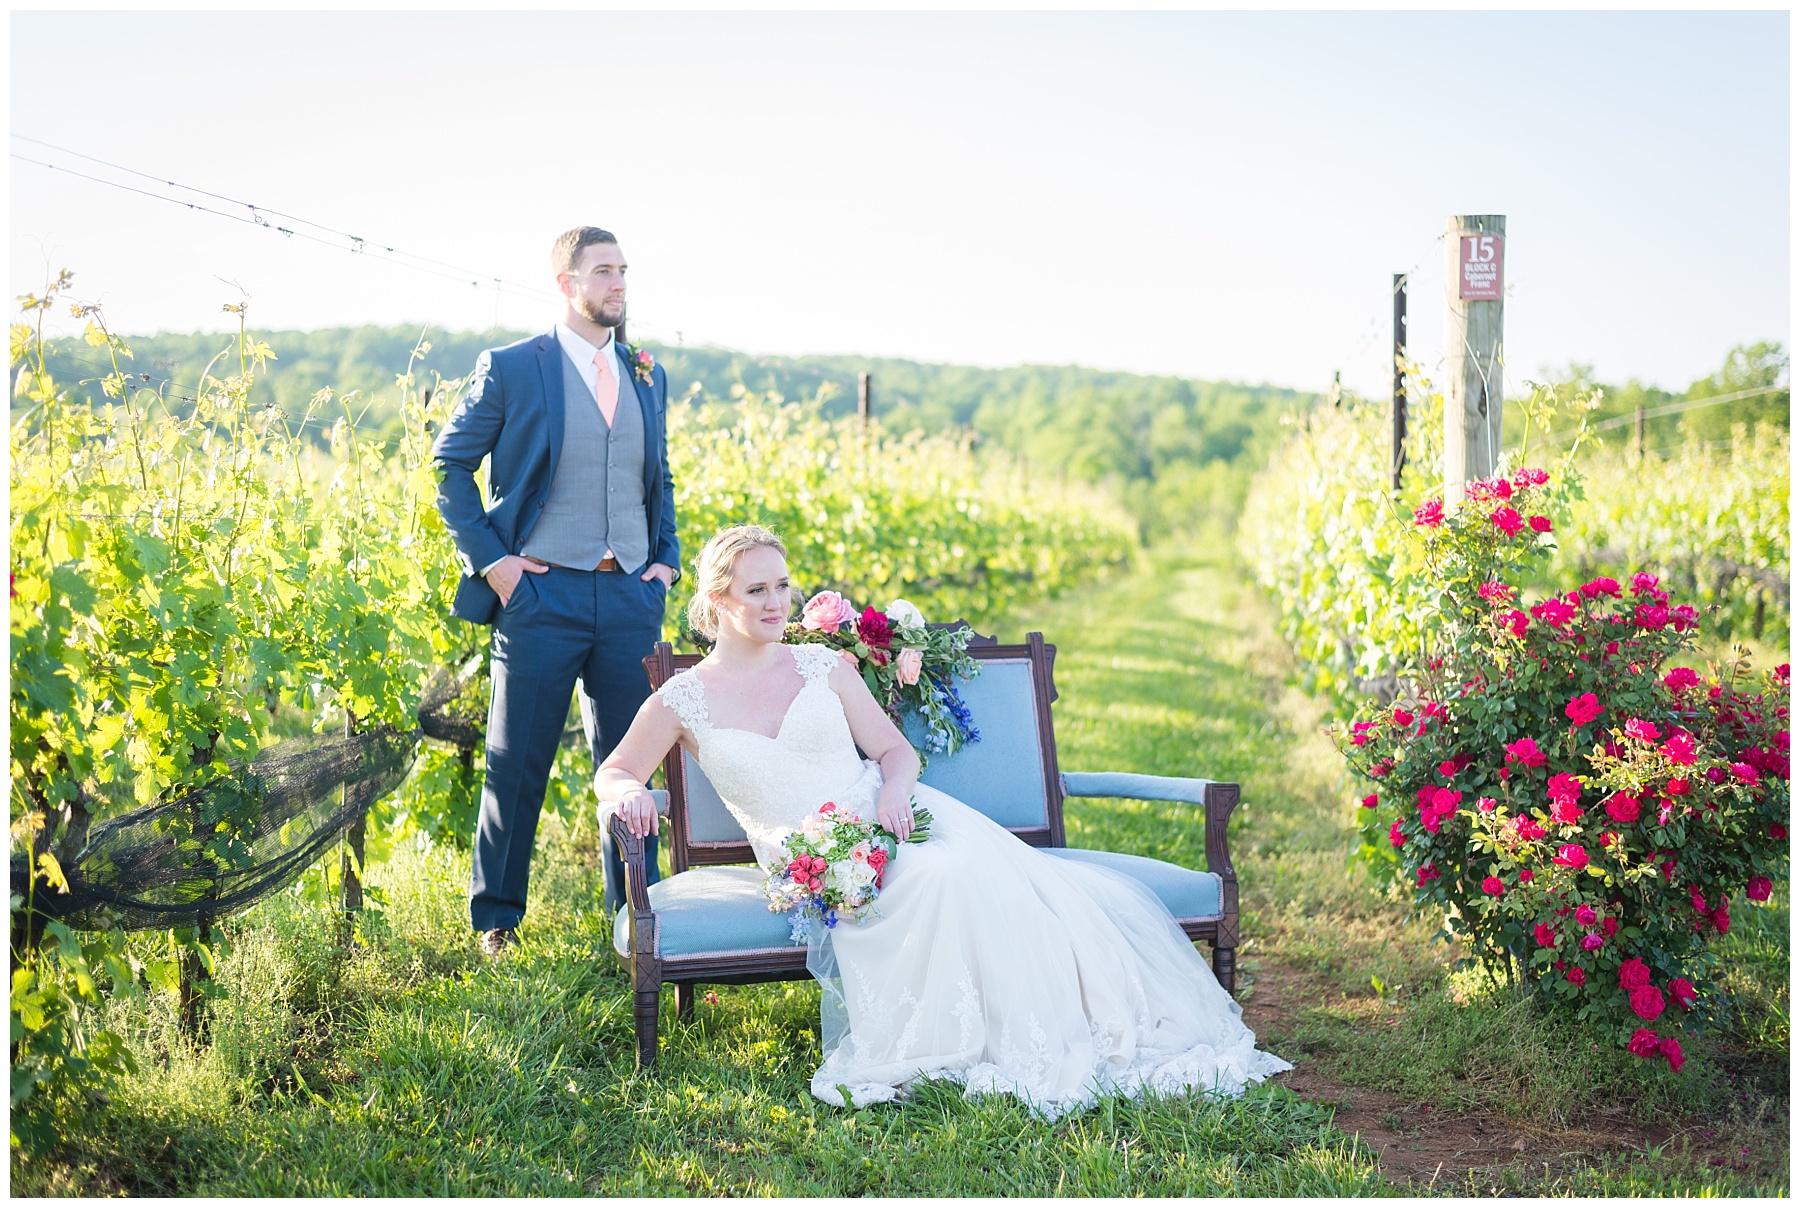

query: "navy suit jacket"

left=432, top=330, right=680, bottom=625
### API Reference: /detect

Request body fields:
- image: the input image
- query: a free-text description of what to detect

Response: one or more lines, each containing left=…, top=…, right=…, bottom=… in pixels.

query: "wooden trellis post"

left=1443, top=215, right=1505, bottom=506
left=340, top=712, right=369, bottom=946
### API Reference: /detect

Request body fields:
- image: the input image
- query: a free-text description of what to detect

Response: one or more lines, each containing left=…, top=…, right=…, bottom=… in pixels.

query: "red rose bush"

left=1341, top=468, right=1790, bottom=1070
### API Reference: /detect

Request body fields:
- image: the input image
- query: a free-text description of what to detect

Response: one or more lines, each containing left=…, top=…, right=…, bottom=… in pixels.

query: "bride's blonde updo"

left=688, top=524, right=790, bottom=640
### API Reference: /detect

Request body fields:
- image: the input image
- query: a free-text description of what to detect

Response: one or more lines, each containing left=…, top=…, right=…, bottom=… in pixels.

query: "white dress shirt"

left=554, top=321, right=625, bottom=413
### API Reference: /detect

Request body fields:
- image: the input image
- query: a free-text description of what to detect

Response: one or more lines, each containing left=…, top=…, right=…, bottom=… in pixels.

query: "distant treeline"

left=37, top=326, right=1784, bottom=544
left=1503, top=341, right=1789, bottom=455
left=40, top=325, right=1314, bottom=541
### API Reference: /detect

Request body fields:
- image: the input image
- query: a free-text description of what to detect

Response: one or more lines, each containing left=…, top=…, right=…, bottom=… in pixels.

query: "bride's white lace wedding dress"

left=656, top=643, right=1291, bottom=1117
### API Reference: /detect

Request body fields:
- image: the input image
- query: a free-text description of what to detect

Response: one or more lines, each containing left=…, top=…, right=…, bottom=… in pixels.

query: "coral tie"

left=593, top=348, right=619, bottom=427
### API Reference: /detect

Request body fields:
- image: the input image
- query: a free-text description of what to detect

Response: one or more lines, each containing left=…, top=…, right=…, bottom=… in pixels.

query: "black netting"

left=13, top=661, right=490, bottom=935
left=417, top=658, right=488, bottom=750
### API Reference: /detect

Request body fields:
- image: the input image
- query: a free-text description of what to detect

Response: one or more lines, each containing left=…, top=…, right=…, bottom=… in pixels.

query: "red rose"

left=1663, top=667, right=1700, bottom=692
left=1504, top=737, right=1546, bottom=767
left=1669, top=978, right=1697, bottom=1010
left=856, top=606, right=894, bottom=649
left=1731, top=762, right=1759, bottom=786
left=1601, top=916, right=1619, bottom=937
left=1575, top=904, right=1598, bottom=926
left=1528, top=515, right=1553, bottom=533
left=1519, top=868, right=1533, bottom=882
left=1604, top=793, right=1642, bottom=824
left=1627, top=1028, right=1661, bottom=1057
left=1659, top=1036, right=1685, bottom=1072
left=1711, top=907, right=1730, bottom=935
left=1553, top=844, right=1589, bottom=869
left=1415, top=862, right=1441, bottom=888
left=1564, top=693, right=1604, bottom=726
left=1412, top=498, right=1444, bottom=527
left=1623, top=718, right=1663, bottom=743
left=1482, top=876, right=1505, bottom=896
left=1629, top=985, right=1666, bottom=1021
left=1530, top=598, right=1577, bottom=628
left=1617, top=958, right=1651, bottom=990
left=1580, top=577, right=1622, bottom=598
left=1747, top=875, right=1773, bottom=902
left=1566, top=968, right=1587, bottom=986
left=1533, top=922, right=1556, bottom=947
left=1769, top=823, right=1786, bottom=840
left=1547, top=772, right=1583, bottom=804
left=1392, top=708, right=1415, bottom=728
left=1389, top=820, right=1405, bottom=849
left=1665, top=777, right=1689, bottom=797
left=1360, top=793, right=1378, bottom=809
left=1490, top=506, right=1524, bottom=536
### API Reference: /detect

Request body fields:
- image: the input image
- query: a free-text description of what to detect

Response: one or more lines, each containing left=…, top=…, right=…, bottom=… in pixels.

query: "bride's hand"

left=617, top=785, right=660, bottom=839
left=878, top=794, right=915, bottom=843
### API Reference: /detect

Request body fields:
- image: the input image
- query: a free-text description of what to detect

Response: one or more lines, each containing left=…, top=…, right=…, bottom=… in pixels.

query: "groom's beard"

left=574, top=296, right=626, bottom=328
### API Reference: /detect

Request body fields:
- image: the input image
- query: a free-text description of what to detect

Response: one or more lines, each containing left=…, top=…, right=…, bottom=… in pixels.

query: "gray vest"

left=521, top=346, right=650, bottom=571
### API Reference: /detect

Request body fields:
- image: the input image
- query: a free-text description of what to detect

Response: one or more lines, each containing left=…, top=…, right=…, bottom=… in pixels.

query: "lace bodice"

left=657, top=643, right=881, bottom=866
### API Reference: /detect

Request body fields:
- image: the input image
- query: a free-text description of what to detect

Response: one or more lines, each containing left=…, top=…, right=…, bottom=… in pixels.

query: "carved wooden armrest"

left=1059, top=771, right=1240, bottom=943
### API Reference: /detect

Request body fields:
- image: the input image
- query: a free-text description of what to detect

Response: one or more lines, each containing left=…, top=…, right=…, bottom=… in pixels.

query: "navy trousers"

left=470, top=566, right=664, bottom=932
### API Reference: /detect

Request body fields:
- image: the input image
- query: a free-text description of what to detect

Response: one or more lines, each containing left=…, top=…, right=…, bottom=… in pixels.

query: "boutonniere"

left=625, top=344, right=655, bottom=386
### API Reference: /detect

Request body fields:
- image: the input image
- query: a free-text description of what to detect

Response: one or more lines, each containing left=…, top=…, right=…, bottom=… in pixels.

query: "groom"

left=433, top=225, right=677, bottom=956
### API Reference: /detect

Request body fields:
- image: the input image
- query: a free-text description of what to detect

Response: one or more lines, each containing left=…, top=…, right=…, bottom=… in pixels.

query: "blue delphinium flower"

left=939, top=681, right=980, bottom=746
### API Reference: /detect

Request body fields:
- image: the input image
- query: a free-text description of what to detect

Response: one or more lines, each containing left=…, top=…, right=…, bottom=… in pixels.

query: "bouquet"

left=762, top=800, right=933, bottom=938
left=789, top=592, right=981, bottom=760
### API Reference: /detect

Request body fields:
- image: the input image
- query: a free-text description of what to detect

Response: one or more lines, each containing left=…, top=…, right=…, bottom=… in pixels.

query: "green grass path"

left=16, top=549, right=1787, bottom=1196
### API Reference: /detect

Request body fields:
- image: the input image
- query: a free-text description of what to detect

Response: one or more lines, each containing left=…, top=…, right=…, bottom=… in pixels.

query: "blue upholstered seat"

left=613, top=866, right=799, bottom=959
left=615, top=850, right=1222, bottom=960
left=1041, top=847, right=1223, bottom=921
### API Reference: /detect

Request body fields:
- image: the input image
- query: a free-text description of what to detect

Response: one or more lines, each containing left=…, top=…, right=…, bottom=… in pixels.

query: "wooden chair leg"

left=674, top=982, right=695, bottom=1021
left=1212, top=945, right=1237, bottom=995
left=635, top=983, right=661, bottom=1067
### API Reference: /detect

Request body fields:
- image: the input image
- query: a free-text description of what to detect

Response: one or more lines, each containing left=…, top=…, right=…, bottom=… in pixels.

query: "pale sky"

left=10, top=9, right=1790, bottom=396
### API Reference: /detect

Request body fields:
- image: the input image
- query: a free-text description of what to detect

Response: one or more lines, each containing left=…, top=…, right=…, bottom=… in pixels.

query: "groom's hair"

left=552, top=226, right=618, bottom=274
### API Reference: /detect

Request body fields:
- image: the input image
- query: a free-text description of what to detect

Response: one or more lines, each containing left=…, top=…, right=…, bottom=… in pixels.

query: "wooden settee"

left=608, top=632, right=1242, bottom=1068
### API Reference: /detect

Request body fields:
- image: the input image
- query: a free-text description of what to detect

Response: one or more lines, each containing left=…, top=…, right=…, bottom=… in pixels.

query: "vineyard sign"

left=1458, top=233, right=1504, bottom=301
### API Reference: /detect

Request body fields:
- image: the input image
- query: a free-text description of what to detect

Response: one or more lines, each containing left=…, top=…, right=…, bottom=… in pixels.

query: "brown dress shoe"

left=479, top=927, right=519, bottom=958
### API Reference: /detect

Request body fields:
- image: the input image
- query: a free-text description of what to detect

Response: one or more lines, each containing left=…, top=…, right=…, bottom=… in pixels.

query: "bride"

left=595, top=525, right=1290, bottom=1116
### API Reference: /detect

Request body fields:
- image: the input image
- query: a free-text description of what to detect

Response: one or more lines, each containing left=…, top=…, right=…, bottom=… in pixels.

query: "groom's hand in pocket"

left=639, top=562, right=676, bottom=588
left=485, top=554, right=547, bottom=607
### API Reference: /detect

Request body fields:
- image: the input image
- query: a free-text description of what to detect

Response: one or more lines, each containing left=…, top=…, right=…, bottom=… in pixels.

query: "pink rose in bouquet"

left=895, top=647, right=924, bottom=686
left=800, top=590, right=858, bottom=632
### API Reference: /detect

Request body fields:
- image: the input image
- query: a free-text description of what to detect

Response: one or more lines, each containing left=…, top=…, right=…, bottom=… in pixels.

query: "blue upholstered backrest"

left=669, top=654, right=1051, bottom=845
left=903, top=658, right=1049, bottom=831
left=681, top=747, right=749, bottom=843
